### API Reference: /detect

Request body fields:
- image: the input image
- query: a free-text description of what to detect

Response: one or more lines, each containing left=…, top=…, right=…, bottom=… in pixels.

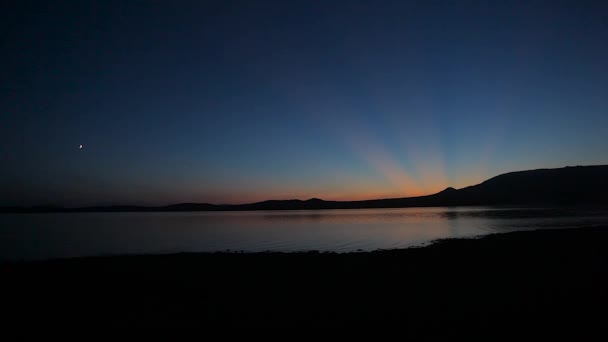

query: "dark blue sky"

left=2, top=0, right=608, bottom=206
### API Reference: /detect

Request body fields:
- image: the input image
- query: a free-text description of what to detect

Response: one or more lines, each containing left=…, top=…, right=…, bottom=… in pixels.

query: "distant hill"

left=3, top=165, right=608, bottom=213
left=441, top=165, right=608, bottom=206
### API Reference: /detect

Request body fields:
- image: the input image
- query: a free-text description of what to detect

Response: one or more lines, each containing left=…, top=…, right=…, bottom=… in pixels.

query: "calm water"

left=2, top=206, right=608, bottom=261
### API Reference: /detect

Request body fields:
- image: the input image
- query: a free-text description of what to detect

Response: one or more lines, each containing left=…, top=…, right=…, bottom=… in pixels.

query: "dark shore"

left=2, top=227, right=607, bottom=332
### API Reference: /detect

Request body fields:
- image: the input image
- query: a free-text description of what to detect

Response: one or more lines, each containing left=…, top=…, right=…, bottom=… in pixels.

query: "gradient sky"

left=2, top=0, right=608, bottom=206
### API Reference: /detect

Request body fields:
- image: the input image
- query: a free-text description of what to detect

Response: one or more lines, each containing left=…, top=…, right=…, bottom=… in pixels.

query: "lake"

left=2, top=206, right=608, bottom=261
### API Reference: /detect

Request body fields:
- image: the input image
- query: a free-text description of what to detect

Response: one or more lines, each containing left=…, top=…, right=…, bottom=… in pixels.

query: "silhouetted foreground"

left=2, top=227, right=607, bottom=332
left=3, top=165, right=608, bottom=213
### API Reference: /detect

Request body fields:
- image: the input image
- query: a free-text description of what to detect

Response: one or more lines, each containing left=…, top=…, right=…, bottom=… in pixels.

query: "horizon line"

left=3, top=164, right=605, bottom=209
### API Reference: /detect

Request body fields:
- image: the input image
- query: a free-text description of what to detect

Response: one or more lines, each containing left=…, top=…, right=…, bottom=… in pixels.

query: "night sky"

left=2, top=0, right=608, bottom=206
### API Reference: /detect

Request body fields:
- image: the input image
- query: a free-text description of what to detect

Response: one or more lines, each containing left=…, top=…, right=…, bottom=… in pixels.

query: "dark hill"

left=2, top=165, right=608, bottom=213
left=452, top=165, right=608, bottom=205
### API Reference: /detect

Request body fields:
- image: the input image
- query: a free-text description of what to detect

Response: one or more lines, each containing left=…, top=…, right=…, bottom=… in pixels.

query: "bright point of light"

left=79, top=144, right=83, bottom=149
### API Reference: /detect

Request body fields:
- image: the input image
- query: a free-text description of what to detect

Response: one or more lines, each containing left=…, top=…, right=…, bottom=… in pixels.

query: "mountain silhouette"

left=3, top=165, right=608, bottom=213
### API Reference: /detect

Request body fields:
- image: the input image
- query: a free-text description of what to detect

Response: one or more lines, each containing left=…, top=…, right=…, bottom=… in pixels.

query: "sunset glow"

left=2, top=1, right=608, bottom=207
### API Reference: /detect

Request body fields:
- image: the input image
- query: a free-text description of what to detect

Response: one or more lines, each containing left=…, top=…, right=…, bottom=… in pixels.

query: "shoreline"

left=2, top=226, right=607, bottom=330
left=1, top=223, right=604, bottom=263
left=4, top=202, right=608, bottom=214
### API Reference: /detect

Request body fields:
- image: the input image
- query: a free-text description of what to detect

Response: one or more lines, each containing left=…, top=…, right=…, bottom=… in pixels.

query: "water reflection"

left=1, top=206, right=607, bottom=261
left=262, top=213, right=325, bottom=221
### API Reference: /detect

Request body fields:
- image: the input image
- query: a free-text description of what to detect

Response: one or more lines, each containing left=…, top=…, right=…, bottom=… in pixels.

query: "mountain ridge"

left=3, top=165, right=608, bottom=213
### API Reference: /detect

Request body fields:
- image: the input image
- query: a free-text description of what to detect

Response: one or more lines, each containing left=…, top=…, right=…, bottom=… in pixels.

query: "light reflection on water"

left=1, top=206, right=608, bottom=261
